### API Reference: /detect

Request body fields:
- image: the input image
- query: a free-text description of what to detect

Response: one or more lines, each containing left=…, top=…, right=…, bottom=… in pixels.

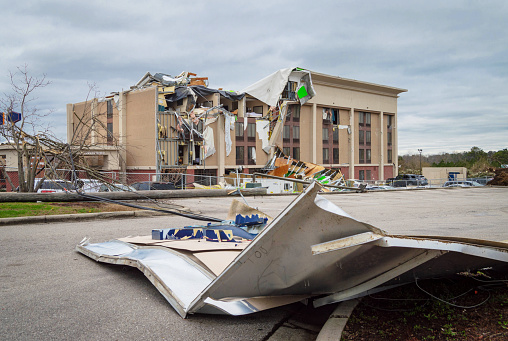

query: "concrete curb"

left=316, top=299, right=360, bottom=341
left=0, top=210, right=168, bottom=226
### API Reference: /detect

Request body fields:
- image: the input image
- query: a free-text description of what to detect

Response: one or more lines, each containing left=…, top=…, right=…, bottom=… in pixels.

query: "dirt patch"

left=341, top=270, right=508, bottom=340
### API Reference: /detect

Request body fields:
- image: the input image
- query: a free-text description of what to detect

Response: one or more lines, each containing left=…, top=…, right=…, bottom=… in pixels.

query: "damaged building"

left=66, top=68, right=406, bottom=183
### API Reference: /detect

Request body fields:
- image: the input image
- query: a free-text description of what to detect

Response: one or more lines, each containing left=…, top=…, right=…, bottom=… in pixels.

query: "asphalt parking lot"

left=1, top=187, right=507, bottom=340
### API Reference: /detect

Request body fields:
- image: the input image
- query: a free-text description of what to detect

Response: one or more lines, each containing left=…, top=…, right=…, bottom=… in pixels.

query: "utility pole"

left=418, top=149, right=423, bottom=174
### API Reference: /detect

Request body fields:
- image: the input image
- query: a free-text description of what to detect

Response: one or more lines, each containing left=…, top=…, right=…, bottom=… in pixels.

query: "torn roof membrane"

left=76, top=183, right=508, bottom=318
left=242, top=67, right=316, bottom=106
left=134, top=68, right=315, bottom=108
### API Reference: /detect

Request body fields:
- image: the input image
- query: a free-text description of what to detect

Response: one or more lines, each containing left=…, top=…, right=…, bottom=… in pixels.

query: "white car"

left=443, top=180, right=482, bottom=187
left=36, top=179, right=76, bottom=193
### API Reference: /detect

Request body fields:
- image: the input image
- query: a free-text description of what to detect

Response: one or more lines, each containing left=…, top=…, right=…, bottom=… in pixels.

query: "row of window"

left=358, top=112, right=371, bottom=126
left=359, top=170, right=371, bottom=181
left=359, top=130, right=371, bottom=145
left=235, top=122, right=256, bottom=139
left=359, top=149, right=371, bottom=164
left=283, top=125, right=300, bottom=140
left=322, top=127, right=339, bottom=142
left=359, top=149, right=393, bottom=163
left=236, top=146, right=256, bottom=165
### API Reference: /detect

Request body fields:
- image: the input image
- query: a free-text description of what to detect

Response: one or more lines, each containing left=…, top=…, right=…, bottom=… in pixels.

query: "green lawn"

left=0, top=202, right=100, bottom=218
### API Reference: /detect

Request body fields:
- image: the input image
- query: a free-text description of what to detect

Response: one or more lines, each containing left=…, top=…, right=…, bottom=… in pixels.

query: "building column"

left=312, top=103, right=317, bottom=163
left=379, top=112, right=384, bottom=181
left=118, top=92, right=127, bottom=182
left=66, top=104, right=74, bottom=143
left=239, top=96, right=246, bottom=118
left=393, top=112, right=399, bottom=177
left=349, top=108, right=355, bottom=179
left=91, top=98, right=98, bottom=145
left=216, top=93, right=226, bottom=178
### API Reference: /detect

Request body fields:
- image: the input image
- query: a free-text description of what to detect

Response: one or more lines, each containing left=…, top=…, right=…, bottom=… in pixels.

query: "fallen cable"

left=66, top=144, right=223, bottom=222
left=414, top=276, right=491, bottom=309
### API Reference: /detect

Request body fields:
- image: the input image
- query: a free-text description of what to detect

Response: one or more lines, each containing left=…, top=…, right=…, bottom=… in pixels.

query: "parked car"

left=36, top=179, right=76, bottom=193
left=387, top=174, right=428, bottom=187
left=443, top=180, right=482, bottom=187
left=131, top=181, right=176, bottom=191
left=76, top=179, right=102, bottom=192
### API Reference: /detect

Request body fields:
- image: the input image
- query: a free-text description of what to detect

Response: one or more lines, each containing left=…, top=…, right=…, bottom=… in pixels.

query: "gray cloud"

left=1, top=0, right=506, bottom=154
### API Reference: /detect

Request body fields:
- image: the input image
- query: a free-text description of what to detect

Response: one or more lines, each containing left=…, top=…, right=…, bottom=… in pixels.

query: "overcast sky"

left=1, top=0, right=506, bottom=155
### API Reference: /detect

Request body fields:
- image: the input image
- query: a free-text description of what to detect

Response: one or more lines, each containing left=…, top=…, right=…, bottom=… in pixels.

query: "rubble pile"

left=487, top=168, right=508, bottom=186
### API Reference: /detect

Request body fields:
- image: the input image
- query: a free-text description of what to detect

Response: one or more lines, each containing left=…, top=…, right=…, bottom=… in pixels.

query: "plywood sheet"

left=194, top=251, right=241, bottom=276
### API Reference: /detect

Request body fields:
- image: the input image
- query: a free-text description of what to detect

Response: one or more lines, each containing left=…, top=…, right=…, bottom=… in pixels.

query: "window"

left=236, top=146, right=244, bottom=165
left=359, top=149, right=365, bottom=164
left=365, top=113, right=371, bottom=126
left=333, top=128, right=339, bottom=143
left=388, top=149, right=392, bottom=163
left=366, top=149, right=371, bottom=163
left=293, top=147, right=300, bottom=160
left=247, top=146, right=256, bottom=165
left=359, top=170, right=365, bottom=180
left=247, top=122, right=256, bottom=140
left=107, top=100, right=113, bottom=118
left=366, top=170, right=371, bottom=180
left=323, top=148, right=329, bottom=163
left=231, top=101, right=239, bottom=111
left=283, top=125, right=290, bottom=140
left=283, top=147, right=290, bottom=156
left=387, top=131, right=392, bottom=146
left=290, top=105, right=300, bottom=121
left=253, top=106, right=263, bottom=114
left=359, top=130, right=364, bottom=144
left=235, top=122, right=244, bottom=138
left=333, top=148, right=339, bottom=163
left=292, top=126, right=300, bottom=141
left=359, top=112, right=364, bottom=125
left=107, top=122, right=113, bottom=144
left=387, top=115, right=393, bottom=128
left=332, top=109, right=339, bottom=125
left=366, top=131, right=371, bottom=145
left=322, top=128, right=329, bottom=142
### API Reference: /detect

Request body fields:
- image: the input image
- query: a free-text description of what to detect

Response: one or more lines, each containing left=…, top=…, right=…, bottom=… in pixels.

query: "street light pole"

left=418, top=149, right=423, bottom=175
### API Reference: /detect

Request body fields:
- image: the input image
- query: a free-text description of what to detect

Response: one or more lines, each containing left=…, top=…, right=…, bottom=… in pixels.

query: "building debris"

left=488, top=168, right=508, bottom=186
left=140, top=68, right=316, bottom=174
left=76, top=182, right=508, bottom=318
left=265, top=153, right=346, bottom=191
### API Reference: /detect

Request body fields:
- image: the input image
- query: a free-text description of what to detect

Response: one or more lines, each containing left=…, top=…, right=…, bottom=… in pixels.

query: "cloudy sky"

left=1, top=0, right=506, bottom=155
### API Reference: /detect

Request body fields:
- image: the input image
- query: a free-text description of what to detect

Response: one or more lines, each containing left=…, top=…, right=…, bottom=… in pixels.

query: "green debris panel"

left=297, top=85, right=308, bottom=99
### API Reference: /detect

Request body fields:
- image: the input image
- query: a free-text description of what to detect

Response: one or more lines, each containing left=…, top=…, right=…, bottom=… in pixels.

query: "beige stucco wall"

left=423, top=167, right=467, bottom=186
left=124, top=88, right=156, bottom=169
left=309, top=82, right=399, bottom=114
left=0, top=145, right=18, bottom=168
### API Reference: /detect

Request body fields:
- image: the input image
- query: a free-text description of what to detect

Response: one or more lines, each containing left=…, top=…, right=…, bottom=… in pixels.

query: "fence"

left=0, top=167, right=220, bottom=191
left=0, top=167, right=494, bottom=192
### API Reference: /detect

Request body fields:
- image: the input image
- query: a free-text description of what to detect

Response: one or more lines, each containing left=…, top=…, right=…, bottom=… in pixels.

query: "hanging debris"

left=262, top=151, right=346, bottom=191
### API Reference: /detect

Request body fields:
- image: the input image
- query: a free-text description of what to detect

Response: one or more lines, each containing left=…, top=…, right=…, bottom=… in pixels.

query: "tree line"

left=399, top=147, right=508, bottom=176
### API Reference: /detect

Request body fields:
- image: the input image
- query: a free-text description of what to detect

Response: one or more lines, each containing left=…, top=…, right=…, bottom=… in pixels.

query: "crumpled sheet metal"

left=76, top=183, right=508, bottom=318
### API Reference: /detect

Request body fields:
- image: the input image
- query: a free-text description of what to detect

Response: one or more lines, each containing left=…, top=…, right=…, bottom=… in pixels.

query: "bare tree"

left=0, top=64, right=52, bottom=192
left=1, top=65, right=124, bottom=192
